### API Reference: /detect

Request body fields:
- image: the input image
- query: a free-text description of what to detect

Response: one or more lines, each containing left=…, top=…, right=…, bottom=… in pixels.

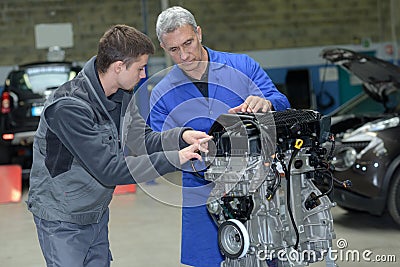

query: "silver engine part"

left=203, top=110, right=337, bottom=267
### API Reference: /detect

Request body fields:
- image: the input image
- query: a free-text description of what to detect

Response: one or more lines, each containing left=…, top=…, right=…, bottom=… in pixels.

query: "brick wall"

left=0, top=0, right=398, bottom=65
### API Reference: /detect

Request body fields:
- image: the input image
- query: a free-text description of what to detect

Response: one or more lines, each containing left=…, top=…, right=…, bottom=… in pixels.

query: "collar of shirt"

left=94, top=60, right=119, bottom=112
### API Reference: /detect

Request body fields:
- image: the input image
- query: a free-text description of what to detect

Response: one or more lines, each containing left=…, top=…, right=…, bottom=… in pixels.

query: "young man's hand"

left=179, top=131, right=212, bottom=165
left=178, top=141, right=211, bottom=164
left=182, top=130, right=212, bottom=146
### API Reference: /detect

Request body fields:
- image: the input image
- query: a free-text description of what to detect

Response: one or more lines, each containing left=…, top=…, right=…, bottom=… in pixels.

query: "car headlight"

left=347, top=117, right=400, bottom=138
left=332, top=147, right=357, bottom=171
left=369, top=117, right=400, bottom=131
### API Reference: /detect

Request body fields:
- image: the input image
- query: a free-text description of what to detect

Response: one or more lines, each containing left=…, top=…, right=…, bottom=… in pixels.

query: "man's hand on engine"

left=228, top=96, right=274, bottom=113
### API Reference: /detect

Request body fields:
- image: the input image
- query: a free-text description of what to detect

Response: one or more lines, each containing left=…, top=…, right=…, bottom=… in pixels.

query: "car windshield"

left=332, top=93, right=383, bottom=116
left=9, top=65, right=77, bottom=95
left=331, top=90, right=400, bottom=116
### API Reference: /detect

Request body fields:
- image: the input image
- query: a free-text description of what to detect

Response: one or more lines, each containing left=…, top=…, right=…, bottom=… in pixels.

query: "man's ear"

left=113, top=61, right=124, bottom=74
left=196, top=26, right=202, bottom=42
left=160, top=42, right=166, bottom=50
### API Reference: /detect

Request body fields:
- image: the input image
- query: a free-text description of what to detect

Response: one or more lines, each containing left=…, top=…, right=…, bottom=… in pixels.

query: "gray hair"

left=156, top=6, right=198, bottom=43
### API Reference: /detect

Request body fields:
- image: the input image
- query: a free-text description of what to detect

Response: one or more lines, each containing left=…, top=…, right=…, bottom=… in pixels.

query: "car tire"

left=388, top=169, right=400, bottom=226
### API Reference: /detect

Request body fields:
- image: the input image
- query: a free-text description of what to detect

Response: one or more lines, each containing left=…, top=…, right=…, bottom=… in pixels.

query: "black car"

left=320, top=48, right=400, bottom=225
left=0, top=61, right=81, bottom=174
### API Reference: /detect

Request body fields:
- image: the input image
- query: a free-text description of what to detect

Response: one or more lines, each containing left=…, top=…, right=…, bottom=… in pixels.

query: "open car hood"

left=321, top=48, right=400, bottom=103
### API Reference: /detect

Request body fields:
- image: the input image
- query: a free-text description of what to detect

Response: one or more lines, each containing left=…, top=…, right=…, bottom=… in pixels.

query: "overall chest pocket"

left=97, top=123, right=118, bottom=153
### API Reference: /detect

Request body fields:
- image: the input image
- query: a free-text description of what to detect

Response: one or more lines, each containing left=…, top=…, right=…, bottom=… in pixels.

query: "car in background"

left=320, top=48, right=400, bottom=225
left=0, top=61, right=81, bottom=175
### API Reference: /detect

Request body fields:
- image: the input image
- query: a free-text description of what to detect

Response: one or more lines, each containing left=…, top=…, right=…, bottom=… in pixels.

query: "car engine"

left=203, top=109, right=337, bottom=267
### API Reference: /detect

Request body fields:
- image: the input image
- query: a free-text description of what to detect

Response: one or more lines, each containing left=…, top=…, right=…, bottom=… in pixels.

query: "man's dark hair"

left=96, top=24, right=155, bottom=74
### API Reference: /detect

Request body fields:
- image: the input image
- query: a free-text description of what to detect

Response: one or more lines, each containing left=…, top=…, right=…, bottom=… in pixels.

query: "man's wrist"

left=180, top=127, right=193, bottom=147
left=267, top=99, right=274, bottom=111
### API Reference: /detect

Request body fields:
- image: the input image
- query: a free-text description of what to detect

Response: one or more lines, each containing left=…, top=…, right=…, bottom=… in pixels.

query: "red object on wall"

left=0, top=165, right=22, bottom=204
left=114, top=184, right=136, bottom=195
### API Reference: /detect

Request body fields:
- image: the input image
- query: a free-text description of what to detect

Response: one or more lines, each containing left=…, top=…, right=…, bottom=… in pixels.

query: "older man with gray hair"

left=150, top=6, right=289, bottom=267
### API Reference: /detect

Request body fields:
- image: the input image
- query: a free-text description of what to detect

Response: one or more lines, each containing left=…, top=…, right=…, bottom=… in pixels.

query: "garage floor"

left=0, top=172, right=399, bottom=267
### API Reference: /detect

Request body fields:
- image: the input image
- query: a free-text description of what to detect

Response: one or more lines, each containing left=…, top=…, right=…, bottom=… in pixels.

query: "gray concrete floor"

left=0, top=172, right=399, bottom=267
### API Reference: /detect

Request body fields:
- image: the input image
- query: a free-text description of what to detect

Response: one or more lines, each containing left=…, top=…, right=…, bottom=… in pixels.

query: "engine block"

left=204, top=110, right=337, bottom=267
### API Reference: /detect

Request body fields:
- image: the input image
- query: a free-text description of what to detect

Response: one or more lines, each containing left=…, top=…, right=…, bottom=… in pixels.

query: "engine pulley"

left=218, top=219, right=250, bottom=259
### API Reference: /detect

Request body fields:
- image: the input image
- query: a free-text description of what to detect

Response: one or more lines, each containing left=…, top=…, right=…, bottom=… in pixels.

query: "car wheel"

left=0, top=144, right=11, bottom=164
left=388, top=169, right=400, bottom=226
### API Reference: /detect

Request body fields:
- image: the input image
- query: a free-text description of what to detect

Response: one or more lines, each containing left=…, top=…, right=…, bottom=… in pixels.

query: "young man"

left=149, top=6, right=290, bottom=267
left=27, top=24, right=211, bottom=267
